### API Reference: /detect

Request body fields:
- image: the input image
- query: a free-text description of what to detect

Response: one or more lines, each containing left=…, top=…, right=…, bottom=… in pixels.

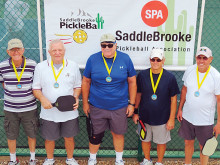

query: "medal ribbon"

left=196, top=66, right=210, bottom=90
left=102, top=52, right=117, bottom=76
left=51, top=60, right=65, bottom=82
left=150, top=68, right=163, bottom=94
left=12, top=57, right=26, bottom=84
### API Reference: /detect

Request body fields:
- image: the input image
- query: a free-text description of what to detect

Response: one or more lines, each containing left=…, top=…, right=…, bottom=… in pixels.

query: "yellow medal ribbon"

left=150, top=68, right=163, bottom=94
left=196, top=66, right=210, bottom=90
left=102, top=52, right=117, bottom=76
left=51, top=60, right=65, bottom=83
left=12, top=57, right=26, bottom=84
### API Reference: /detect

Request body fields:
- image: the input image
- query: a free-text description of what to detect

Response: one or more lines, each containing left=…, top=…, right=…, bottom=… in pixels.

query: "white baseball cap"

left=150, top=48, right=164, bottom=60
left=100, top=33, right=116, bottom=43
left=196, top=46, right=212, bottom=57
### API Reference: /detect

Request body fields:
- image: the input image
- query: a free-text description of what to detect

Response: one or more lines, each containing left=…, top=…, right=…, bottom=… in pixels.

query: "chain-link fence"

left=0, top=0, right=219, bottom=160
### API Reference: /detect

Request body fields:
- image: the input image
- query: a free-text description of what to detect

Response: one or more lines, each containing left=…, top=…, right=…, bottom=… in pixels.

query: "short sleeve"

left=73, top=63, right=82, bottom=88
left=169, top=74, right=180, bottom=97
left=32, top=64, right=42, bottom=90
left=137, top=72, right=142, bottom=93
left=83, top=57, right=92, bottom=78
left=127, top=57, right=136, bottom=77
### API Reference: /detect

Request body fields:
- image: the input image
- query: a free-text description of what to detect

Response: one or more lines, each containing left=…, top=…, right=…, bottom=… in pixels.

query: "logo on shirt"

left=120, top=66, right=124, bottom=69
left=66, top=73, right=70, bottom=77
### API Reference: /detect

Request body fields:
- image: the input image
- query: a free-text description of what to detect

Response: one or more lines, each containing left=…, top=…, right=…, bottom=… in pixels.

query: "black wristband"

left=129, top=102, right=135, bottom=107
left=134, top=108, right=138, bottom=114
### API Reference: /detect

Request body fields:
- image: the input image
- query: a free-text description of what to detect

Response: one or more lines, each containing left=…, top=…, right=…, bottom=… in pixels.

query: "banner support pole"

left=197, top=0, right=206, bottom=51
left=37, top=0, right=44, bottom=62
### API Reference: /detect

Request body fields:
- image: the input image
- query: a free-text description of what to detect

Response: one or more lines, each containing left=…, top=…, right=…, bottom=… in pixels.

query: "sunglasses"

left=196, top=56, right=208, bottom=60
left=150, top=58, right=162, bottom=62
left=101, top=44, right=114, bottom=48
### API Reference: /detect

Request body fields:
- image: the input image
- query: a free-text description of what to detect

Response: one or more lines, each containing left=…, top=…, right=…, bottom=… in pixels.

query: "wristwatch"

left=129, top=102, right=135, bottom=107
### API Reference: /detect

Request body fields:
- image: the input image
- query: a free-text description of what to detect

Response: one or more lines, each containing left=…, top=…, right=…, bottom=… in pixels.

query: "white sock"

left=10, top=152, right=16, bottom=162
left=30, top=152, right=35, bottom=160
left=115, top=151, right=123, bottom=162
left=89, top=152, right=97, bottom=160
left=47, top=158, right=54, bottom=161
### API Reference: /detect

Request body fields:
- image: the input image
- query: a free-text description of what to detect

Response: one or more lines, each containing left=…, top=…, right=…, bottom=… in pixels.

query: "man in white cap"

left=82, top=33, right=137, bottom=165
left=177, top=46, right=220, bottom=165
left=0, top=38, right=38, bottom=165
left=133, top=48, right=179, bottom=165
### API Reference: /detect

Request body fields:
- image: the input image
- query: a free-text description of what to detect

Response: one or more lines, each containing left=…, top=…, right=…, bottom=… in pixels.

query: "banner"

left=44, top=0, right=198, bottom=70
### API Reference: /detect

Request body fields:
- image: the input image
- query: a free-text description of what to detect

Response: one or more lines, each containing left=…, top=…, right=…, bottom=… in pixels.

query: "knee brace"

left=89, top=131, right=105, bottom=145
left=86, top=116, right=105, bottom=145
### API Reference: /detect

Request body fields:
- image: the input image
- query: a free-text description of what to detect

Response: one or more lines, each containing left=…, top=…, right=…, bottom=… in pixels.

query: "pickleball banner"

left=44, top=0, right=199, bottom=70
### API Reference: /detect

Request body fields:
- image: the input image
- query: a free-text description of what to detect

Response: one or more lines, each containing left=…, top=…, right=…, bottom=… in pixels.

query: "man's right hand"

left=132, top=114, right=139, bottom=124
left=40, top=96, right=53, bottom=109
left=83, top=102, right=90, bottom=117
left=177, top=109, right=183, bottom=122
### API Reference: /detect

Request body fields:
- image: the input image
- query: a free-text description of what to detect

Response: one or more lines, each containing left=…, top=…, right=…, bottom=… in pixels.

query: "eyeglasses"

left=196, top=56, right=208, bottom=60
left=101, top=44, right=114, bottom=48
left=9, top=48, right=23, bottom=53
left=150, top=58, right=162, bottom=62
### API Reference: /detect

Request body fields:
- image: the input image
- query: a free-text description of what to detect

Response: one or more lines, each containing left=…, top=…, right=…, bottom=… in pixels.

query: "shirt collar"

left=9, top=56, right=25, bottom=68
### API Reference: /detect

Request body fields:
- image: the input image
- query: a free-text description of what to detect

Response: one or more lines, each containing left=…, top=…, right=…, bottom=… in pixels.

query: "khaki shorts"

left=4, top=110, right=38, bottom=140
left=140, top=123, right=171, bottom=144
left=89, top=104, right=128, bottom=135
left=40, top=118, right=79, bottom=141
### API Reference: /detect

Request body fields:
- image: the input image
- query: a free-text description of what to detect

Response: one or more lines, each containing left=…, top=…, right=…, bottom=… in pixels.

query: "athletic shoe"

left=8, top=159, right=20, bottom=165
left=155, top=162, right=163, bottom=165
left=88, top=158, right=97, bottom=165
left=115, top=160, right=125, bottom=165
left=140, top=159, right=153, bottom=165
left=28, top=159, right=37, bottom=165
left=43, top=158, right=55, bottom=165
left=66, top=158, right=79, bottom=165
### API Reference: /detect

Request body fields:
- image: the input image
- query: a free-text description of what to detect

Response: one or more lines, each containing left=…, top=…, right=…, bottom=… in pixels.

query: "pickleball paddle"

left=202, top=133, right=218, bottom=156
left=138, top=119, right=147, bottom=140
left=52, top=95, right=76, bottom=112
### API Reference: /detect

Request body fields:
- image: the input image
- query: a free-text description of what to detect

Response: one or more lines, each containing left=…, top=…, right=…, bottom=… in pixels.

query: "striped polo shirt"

left=0, top=57, right=37, bottom=112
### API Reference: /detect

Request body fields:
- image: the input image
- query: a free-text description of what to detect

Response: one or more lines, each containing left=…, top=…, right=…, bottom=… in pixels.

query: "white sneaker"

left=115, top=160, right=125, bottom=165
left=155, top=162, right=163, bottom=165
left=43, top=158, right=55, bottom=165
left=8, top=159, right=20, bottom=165
left=66, top=158, right=79, bottom=165
left=140, top=159, right=153, bottom=165
left=88, top=158, right=97, bottom=165
left=28, top=159, right=37, bottom=165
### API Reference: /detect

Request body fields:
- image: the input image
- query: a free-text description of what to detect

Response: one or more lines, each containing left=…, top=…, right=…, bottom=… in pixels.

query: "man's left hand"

left=126, top=105, right=134, bottom=117
left=73, top=97, right=79, bottom=110
left=214, top=123, right=220, bottom=138
left=166, top=119, right=175, bottom=130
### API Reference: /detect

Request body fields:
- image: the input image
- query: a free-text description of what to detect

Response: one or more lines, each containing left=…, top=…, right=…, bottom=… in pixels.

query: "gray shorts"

left=89, top=104, right=128, bottom=135
left=140, top=123, right=171, bottom=144
left=40, top=118, right=79, bottom=141
left=178, top=118, right=213, bottom=146
left=4, top=110, right=38, bottom=140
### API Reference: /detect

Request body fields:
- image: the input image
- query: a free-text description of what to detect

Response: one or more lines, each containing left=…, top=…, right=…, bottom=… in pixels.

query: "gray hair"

left=48, top=39, right=65, bottom=51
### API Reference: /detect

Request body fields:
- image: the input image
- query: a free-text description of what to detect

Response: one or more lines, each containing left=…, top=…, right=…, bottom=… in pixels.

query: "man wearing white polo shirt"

left=177, top=47, right=220, bottom=165
left=32, top=39, right=81, bottom=165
